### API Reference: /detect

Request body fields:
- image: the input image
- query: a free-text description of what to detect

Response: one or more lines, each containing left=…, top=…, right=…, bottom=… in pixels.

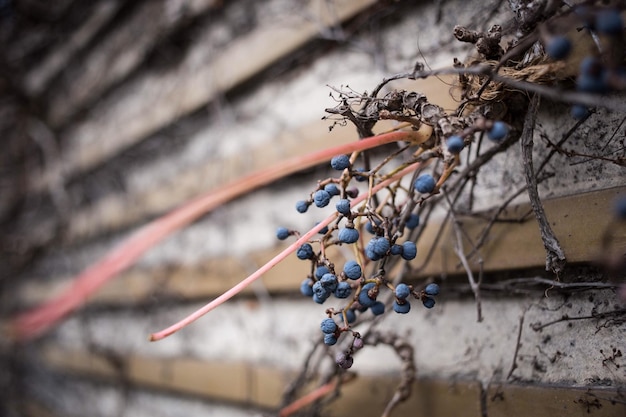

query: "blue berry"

left=330, top=154, right=351, bottom=170
left=366, top=237, right=390, bottom=258
left=313, top=190, right=331, bottom=208
left=577, top=57, right=608, bottom=93
left=317, top=223, right=329, bottom=234
left=393, top=300, right=411, bottom=314
left=370, top=301, right=385, bottom=316
left=422, top=296, right=436, bottom=309
left=401, top=241, right=417, bottom=260
left=343, top=260, right=362, bottom=280
left=414, top=174, right=436, bottom=194
left=614, top=195, right=626, bottom=219
left=320, top=317, right=337, bottom=334
left=338, top=227, right=359, bottom=244
left=390, top=244, right=403, bottom=256
left=300, top=279, right=314, bottom=297
left=354, top=168, right=368, bottom=182
left=405, top=213, right=420, bottom=229
left=320, top=273, right=338, bottom=292
left=488, top=121, right=509, bottom=141
left=424, top=283, right=440, bottom=296
left=324, top=183, right=340, bottom=196
left=276, top=227, right=290, bottom=240
left=335, top=199, right=351, bottom=216
left=312, top=281, right=330, bottom=299
left=324, top=333, right=338, bottom=346
left=340, top=309, right=357, bottom=324
left=334, top=281, right=352, bottom=299
left=296, top=200, right=309, bottom=213
left=358, top=283, right=377, bottom=307
left=365, top=219, right=381, bottom=234
left=296, top=243, right=314, bottom=260
left=446, top=135, right=465, bottom=154
left=545, top=36, right=571, bottom=60
left=595, top=9, right=623, bottom=35
left=570, top=104, right=590, bottom=120
left=395, top=283, right=411, bottom=300
left=315, top=265, right=330, bottom=279
left=313, top=292, right=329, bottom=304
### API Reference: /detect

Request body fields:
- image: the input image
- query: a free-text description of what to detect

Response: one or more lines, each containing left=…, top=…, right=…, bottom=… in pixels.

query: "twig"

left=530, top=309, right=626, bottom=331
left=506, top=312, right=525, bottom=381
left=520, top=95, right=566, bottom=274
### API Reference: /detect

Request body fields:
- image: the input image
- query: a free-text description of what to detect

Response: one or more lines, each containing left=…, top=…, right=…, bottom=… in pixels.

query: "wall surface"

left=1, top=1, right=625, bottom=417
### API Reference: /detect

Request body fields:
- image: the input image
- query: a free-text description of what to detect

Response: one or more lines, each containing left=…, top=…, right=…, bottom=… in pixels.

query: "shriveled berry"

left=393, top=300, right=411, bottom=314
left=300, top=278, right=314, bottom=297
left=324, top=183, right=340, bottom=196
left=370, top=301, right=385, bottom=316
left=335, top=198, right=351, bottom=216
left=296, top=200, right=309, bottom=213
left=276, top=227, right=290, bottom=240
left=406, top=213, right=420, bottom=229
left=330, top=154, right=351, bottom=170
left=336, top=352, right=353, bottom=369
left=324, top=333, right=338, bottom=345
left=312, top=281, right=330, bottom=299
left=320, top=273, right=338, bottom=292
left=446, top=135, right=465, bottom=154
left=488, top=121, right=509, bottom=141
left=297, top=243, right=314, bottom=260
left=313, top=190, right=331, bottom=208
left=313, top=292, right=329, bottom=304
left=338, top=227, right=359, bottom=244
left=424, top=283, right=440, bottom=296
left=545, top=36, right=571, bottom=60
left=320, top=317, right=337, bottom=334
left=315, top=265, right=330, bottom=279
left=595, top=9, right=623, bottom=35
left=358, top=282, right=377, bottom=307
left=395, top=283, right=411, bottom=300
left=352, top=337, right=364, bottom=350
left=422, top=296, right=436, bottom=309
left=334, top=281, right=352, bottom=299
left=343, top=260, right=362, bottom=280
left=346, top=187, right=359, bottom=198
left=414, top=174, right=436, bottom=193
left=366, top=237, right=390, bottom=258
left=401, top=241, right=417, bottom=260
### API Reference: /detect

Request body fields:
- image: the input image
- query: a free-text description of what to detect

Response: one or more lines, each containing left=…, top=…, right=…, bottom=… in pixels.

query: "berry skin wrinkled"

left=352, top=337, right=364, bottom=350
left=276, top=227, right=290, bottom=240
left=297, top=243, right=314, bottom=260
left=300, top=279, right=314, bottom=297
left=336, top=352, right=353, bottom=369
left=335, top=198, right=351, bottom=216
left=320, top=273, right=339, bottom=292
left=395, top=283, right=411, bottom=300
left=313, top=293, right=328, bottom=304
left=370, top=301, right=385, bottom=316
left=422, top=296, right=436, bottom=309
left=334, top=281, right=352, bottom=299
left=366, top=237, right=390, bottom=259
left=296, top=200, right=309, bottom=213
left=312, top=281, right=330, bottom=300
left=545, top=36, right=571, bottom=60
left=401, top=241, right=417, bottom=260
left=414, top=174, right=436, bottom=194
left=324, top=183, right=340, bottom=196
left=338, top=227, right=359, bottom=244
left=313, top=190, right=331, bottom=208
left=424, top=283, right=440, bottom=296
left=343, top=260, right=362, bottom=280
left=320, top=317, right=337, bottom=334
left=324, top=333, right=338, bottom=345
left=405, top=213, right=420, bottom=229
left=393, top=300, right=411, bottom=314
left=358, top=283, right=377, bottom=307
left=488, top=121, right=509, bottom=141
left=330, top=154, right=351, bottom=170
left=446, top=135, right=465, bottom=154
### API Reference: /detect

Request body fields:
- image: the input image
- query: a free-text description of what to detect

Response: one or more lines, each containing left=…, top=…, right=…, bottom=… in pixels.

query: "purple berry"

left=343, top=260, right=362, bottom=280
left=331, top=154, right=351, bottom=170
left=276, top=227, right=290, bottom=240
left=422, top=296, right=436, bottom=309
left=296, top=243, right=314, bottom=260
left=400, top=241, right=417, bottom=260
left=488, top=121, right=509, bottom=141
left=324, top=333, right=338, bottom=345
left=446, top=135, right=465, bottom=154
left=352, top=337, right=364, bottom=350
left=313, top=190, right=331, bottom=208
left=336, top=352, right=353, bottom=369
left=335, top=198, right=351, bottom=216
left=338, top=227, right=360, bottom=244
left=296, top=200, right=309, bottom=213
left=414, top=174, right=436, bottom=193
left=395, top=283, right=411, bottom=300
left=370, top=301, right=385, bottom=316
left=424, top=283, right=440, bottom=296
left=334, top=281, right=352, bottom=299
left=393, top=300, right=411, bottom=314
left=545, top=36, right=571, bottom=60
left=320, top=317, right=337, bottom=334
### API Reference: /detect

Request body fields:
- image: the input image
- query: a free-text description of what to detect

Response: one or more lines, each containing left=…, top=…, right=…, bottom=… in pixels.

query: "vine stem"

left=10, top=125, right=432, bottom=342
left=148, top=161, right=423, bottom=341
